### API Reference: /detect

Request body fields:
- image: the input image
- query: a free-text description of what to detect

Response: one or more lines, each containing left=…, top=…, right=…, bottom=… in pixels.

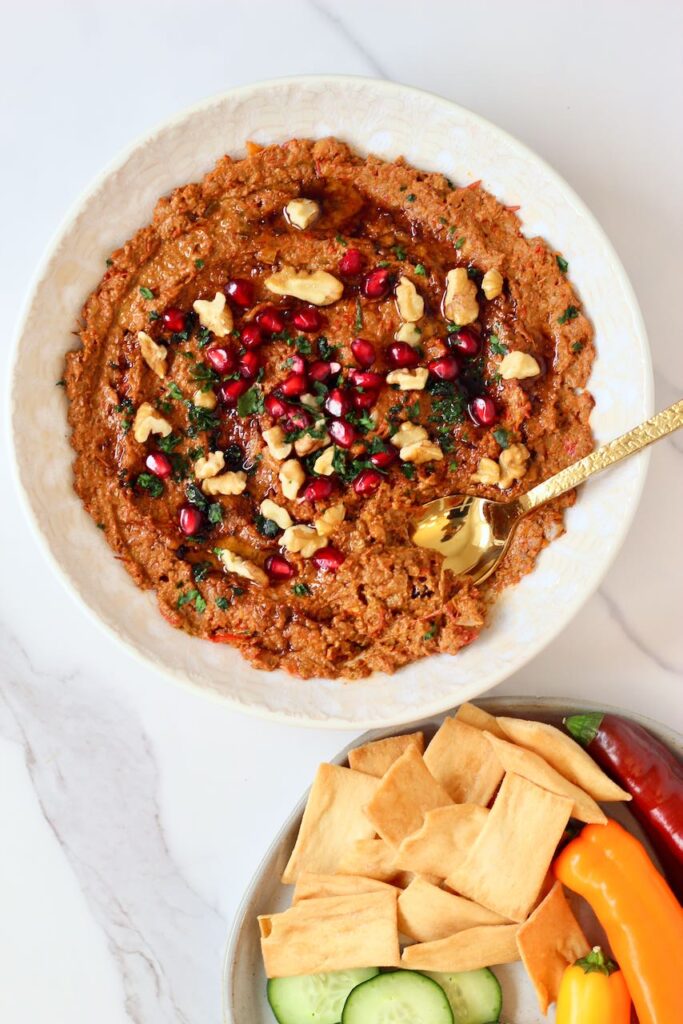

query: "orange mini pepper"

left=556, top=946, right=631, bottom=1024
left=555, top=819, right=683, bottom=1024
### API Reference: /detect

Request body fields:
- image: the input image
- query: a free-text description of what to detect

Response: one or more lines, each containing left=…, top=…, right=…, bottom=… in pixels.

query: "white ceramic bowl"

left=9, top=76, right=652, bottom=728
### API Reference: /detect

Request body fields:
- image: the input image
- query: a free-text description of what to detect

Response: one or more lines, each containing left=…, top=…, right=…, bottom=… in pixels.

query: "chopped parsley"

left=232, top=586, right=245, bottom=597
left=347, top=409, right=374, bottom=434
left=139, top=286, right=154, bottom=300
left=400, top=463, right=416, bottom=480
left=187, top=403, right=219, bottom=436
left=194, top=258, right=205, bottom=269
left=255, top=514, right=280, bottom=539
left=237, top=385, right=265, bottom=417
left=216, top=596, right=230, bottom=611
left=148, top=310, right=160, bottom=322
left=423, top=622, right=440, bottom=641
left=136, top=473, right=164, bottom=498
left=292, top=583, right=311, bottom=597
left=438, top=216, right=448, bottom=225
left=188, top=446, right=206, bottom=461
left=493, top=428, right=511, bottom=449
left=406, top=193, right=416, bottom=203
left=377, top=260, right=390, bottom=268
left=449, top=460, right=458, bottom=471
left=453, top=236, right=466, bottom=250
left=571, top=341, right=584, bottom=354
left=558, top=305, right=580, bottom=324
left=223, top=443, right=244, bottom=471
left=177, top=588, right=206, bottom=614
left=96, top=522, right=105, bottom=530
left=185, top=482, right=209, bottom=511
left=447, top=226, right=456, bottom=238
left=105, top=258, right=113, bottom=267
left=489, top=334, right=508, bottom=356
left=197, top=326, right=212, bottom=349
left=556, top=254, right=569, bottom=274
left=354, top=298, right=363, bottom=332
left=166, top=381, right=184, bottom=401
left=335, top=233, right=347, bottom=246
left=56, top=378, right=66, bottom=387
left=295, top=336, right=312, bottom=355
left=414, top=263, right=427, bottom=276
left=393, top=244, right=407, bottom=261
left=192, top=561, right=212, bottom=582
left=207, top=503, right=223, bottom=525
left=157, top=433, right=183, bottom=453
left=318, top=336, right=337, bottom=360
left=191, top=361, right=219, bottom=390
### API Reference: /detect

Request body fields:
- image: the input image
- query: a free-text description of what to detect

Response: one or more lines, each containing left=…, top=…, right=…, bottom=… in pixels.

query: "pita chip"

left=349, top=732, right=425, bottom=778
left=455, top=702, right=507, bottom=739
left=445, top=773, right=573, bottom=922
left=398, top=877, right=507, bottom=942
left=396, top=804, right=489, bottom=877
left=402, top=924, right=520, bottom=972
left=424, top=718, right=504, bottom=805
left=484, top=733, right=607, bottom=824
left=337, top=837, right=400, bottom=881
left=497, top=717, right=631, bottom=802
left=364, top=744, right=453, bottom=848
left=517, top=881, right=590, bottom=1014
left=282, top=764, right=379, bottom=884
left=259, top=890, right=400, bottom=977
left=293, top=872, right=398, bottom=904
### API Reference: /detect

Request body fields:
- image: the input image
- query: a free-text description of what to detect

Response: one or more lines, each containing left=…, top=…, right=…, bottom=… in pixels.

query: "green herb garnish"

left=489, top=334, right=508, bottom=356
left=558, top=305, right=580, bottom=324
left=157, top=433, right=183, bottom=453
left=237, top=385, right=265, bottom=418
left=453, top=236, right=466, bottom=250
left=255, top=515, right=280, bottom=539
left=423, top=622, right=440, bottom=641
left=216, top=596, right=229, bottom=610
left=354, top=298, right=363, bottom=333
left=400, top=463, right=416, bottom=480
left=393, top=244, right=407, bottom=261
left=292, top=583, right=311, bottom=597
left=194, top=258, right=205, bottom=269
left=493, top=428, right=510, bottom=449
left=571, top=341, right=584, bottom=354
left=139, top=286, right=154, bottom=300
left=136, top=473, right=164, bottom=498
left=185, top=482, right=209, bottom=511
left=406, top=193, right=416, bottom=203
left=556, top=254, right=569, bottom=274
left=414, top=263, right=427, bottom=276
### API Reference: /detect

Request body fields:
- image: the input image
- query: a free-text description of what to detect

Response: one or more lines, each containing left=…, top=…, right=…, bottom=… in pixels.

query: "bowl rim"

left=7, top=74, right=654, bottom=726
left=220, top=695, right=680, bottom=1023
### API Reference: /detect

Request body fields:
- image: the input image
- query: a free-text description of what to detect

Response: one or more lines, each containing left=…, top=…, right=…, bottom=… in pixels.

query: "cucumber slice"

left=342, top=970, right=454, bottom=1024
left=267, top=968, right=379, bottom=1024
left=421, top=969, right=502, bottom=1024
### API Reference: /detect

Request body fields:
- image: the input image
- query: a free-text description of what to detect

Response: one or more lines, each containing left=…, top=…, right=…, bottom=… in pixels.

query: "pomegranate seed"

left=351, top=388, right=379, bottom=410
left=329, top=419, right=357, bottom=448
left=353, top=468, right=383, bottom=496
left=325, top=387, right=351, bottom=418
left=265, top=393, right=288, bottom=418
left=469, top=395, right=498, bottom=427
left=428, top=354, right=460, bottom=381
left=312, top=546, right=346, bottom=572
left=239, top=351, right=260, bottom=380
left=292, top=307, right=324, bottom=332
left=179, top=505, right=203, bottom=536
left=308, top=359, right=336, bottom=382
left=449, top=327, right=481, bottom=357
left=369, top=448, right=397, bottom=469
left=303, top=477, right=334, bottom=502
left=205, top=347, right=236, bottom=374
left=348, top=369, right=384, bottom=389
left=388, top=342, right=420, bottom=369
left=281, top=407, right=312, bottom=432
left=145, top=452, right=172, bottom=478
left=265, top=554, right=296, bottom=581
left=351, top=337, right=376, bottom=368
left=279, top=373, right=308, bottom=398
left=257, top=307, right=286, bottom=334
left=339, top=248, right=363, bottom=276
left=218, top=378, right=249, bottom=406
left=240, top=323, right=264, bottom=349
left=162, top=307, right=186, bottom=333
left=226, top=278, right=254, bottom=308
left=362, top=268, right=392, bottom=299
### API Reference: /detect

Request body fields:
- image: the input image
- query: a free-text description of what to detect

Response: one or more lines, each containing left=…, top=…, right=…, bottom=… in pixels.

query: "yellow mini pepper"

left=556, top=946, right=630, bottom=1024
left=555, top=819, right=683, bottom=1024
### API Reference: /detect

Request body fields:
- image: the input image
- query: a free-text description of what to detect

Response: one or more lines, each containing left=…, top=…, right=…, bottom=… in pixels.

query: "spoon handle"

left=518, top=399, right=683, bottom=514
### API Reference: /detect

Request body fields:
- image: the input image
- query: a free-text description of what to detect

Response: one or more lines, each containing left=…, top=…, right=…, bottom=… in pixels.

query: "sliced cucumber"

left=342, top=970, right=454, bottom=1024
left=267, top=968, right=379, bottom=1024
left=421, top=969, right=502, bottom=1024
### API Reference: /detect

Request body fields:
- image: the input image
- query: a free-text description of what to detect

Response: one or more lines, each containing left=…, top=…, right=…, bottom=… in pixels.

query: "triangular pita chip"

left=402, top=923, right=520, bottom=972
left=398, top=877, right=507, bottom=942
left=349, top=732, right=425, bottom=777
left=364, top=744, right=452, bottom=848
left=395, top=804, right=488, bottom=877
left=517, top=881, right=590, bottom=1013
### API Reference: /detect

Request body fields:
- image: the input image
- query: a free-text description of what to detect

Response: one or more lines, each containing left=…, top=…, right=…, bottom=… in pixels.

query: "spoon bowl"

left=413, top=399, right=683, bottom=581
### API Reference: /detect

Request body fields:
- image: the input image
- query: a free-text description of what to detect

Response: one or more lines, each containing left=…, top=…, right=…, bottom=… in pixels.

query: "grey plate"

left=222, top=697, right=682, bottom=1023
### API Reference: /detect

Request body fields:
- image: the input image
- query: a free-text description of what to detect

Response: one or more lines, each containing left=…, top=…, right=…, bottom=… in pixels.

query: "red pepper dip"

left=64, top=138, right=594, bottom=679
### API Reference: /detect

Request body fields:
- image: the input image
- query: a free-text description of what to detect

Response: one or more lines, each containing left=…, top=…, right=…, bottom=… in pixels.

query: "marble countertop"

left=1, top=2, right=681, bottom=1021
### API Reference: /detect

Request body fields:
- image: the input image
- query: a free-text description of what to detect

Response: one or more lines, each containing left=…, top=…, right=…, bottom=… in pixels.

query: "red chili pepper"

left=565, top=712, right=683, bottom=902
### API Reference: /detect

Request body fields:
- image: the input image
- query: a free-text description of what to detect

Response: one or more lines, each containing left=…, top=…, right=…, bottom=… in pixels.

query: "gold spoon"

left=413, top=399, right=683, bottom=583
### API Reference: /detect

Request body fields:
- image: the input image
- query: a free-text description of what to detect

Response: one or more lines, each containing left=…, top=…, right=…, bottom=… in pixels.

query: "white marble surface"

left=1, top=1, right=681, bottom=1021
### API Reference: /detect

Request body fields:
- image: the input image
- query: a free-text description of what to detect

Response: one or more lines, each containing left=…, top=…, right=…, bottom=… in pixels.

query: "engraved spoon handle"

left=518, top=399, right=683, bottom=514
